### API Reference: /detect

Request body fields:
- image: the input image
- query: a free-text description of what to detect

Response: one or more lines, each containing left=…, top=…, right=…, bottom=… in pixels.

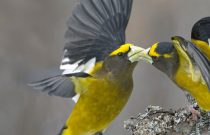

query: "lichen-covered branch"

left=124, top=106, right=210, bottom=135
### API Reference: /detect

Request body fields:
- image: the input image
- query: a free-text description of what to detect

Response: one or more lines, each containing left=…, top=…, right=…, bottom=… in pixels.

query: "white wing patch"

left=61, top=58, right=70, bottom=63
left=60, top=59, right=82, bottom=71
left=60, top=50, right=96, bottom=75
left=83, top=58, right=96, bottom=73
left=72, top=94, right=80, bottom=103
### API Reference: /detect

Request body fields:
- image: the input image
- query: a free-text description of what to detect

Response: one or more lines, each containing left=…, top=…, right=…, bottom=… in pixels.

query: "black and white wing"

left=60, top=0, right=133, bottom=75
left=29, top=0, right=133, bottom=98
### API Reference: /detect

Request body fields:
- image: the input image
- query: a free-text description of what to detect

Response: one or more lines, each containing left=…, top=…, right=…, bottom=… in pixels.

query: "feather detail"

left=28, top=75, right=76, bottom=98
left=60, top=0, right=133, bottom=76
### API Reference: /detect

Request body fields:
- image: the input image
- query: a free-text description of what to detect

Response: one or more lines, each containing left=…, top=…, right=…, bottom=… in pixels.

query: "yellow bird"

left=29, top=0, right=151, bottom=135
left=143, top=17, right=210, bottom=111
left=141, top=17, right=210, bottom=111
left=144, top=36, right=210, bottom=111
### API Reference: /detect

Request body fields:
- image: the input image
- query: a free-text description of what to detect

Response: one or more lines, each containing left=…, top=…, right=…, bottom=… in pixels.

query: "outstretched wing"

left=60, top=0, right=133, bottom=75
left=174, top=36, right=210, bottom=91
left=28, top=75, right=76, bottom=98
left=28, top=71, right=91, bottom=99
left=29, top=0, right=133, bottom=98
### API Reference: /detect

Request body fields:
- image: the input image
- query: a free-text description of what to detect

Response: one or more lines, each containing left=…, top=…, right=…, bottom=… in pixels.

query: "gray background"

left=1, top=0, right=210, bottom=135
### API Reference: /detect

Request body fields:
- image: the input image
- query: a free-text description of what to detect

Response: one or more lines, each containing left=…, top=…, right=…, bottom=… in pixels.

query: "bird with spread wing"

left=29, top=0, right=151, bottom=135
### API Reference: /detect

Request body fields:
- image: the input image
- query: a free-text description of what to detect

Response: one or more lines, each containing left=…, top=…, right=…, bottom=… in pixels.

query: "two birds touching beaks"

left=28, top=0, right=210, bottom=135
left=142, top=17, right=210, bottom=112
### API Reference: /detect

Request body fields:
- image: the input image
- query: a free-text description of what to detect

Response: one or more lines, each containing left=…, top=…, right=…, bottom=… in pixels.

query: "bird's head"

left=102, top=44, right=152, bottom=78
left=191, top=17, right=210, bottom=46
left=147, top=42, right=179, bottom=78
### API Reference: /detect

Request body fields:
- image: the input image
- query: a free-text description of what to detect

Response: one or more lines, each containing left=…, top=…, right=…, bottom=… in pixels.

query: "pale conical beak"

left=128, top=46, right=153, bottom=64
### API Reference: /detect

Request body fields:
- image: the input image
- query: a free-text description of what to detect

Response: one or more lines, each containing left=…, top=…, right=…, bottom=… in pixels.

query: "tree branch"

left=124, top=106, right=210, bottom=135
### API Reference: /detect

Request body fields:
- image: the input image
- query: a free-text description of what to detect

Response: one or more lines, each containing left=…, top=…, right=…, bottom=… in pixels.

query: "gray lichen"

left=124, top=106, right=210, bottom=135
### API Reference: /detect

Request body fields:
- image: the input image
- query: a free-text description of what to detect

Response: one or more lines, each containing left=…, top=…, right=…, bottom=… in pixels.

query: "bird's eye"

left=117, top=52, right=124, bottom=56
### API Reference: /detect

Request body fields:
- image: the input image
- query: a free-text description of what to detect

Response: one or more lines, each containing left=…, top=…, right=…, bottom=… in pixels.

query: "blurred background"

left=1, top=0, right=210, bottom=134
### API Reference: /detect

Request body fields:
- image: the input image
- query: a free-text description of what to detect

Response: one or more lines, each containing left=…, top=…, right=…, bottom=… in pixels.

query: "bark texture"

left=124, top=106, right=210, bottom=135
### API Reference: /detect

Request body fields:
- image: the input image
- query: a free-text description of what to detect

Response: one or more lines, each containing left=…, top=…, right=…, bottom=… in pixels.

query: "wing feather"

left=29, top=0, right=132, bottom=98
left=185, top=41, right=210, bottom=90
left=174, top=36, right=210, bottom=91
left=61, top=0, right=133, bottom=75
left=28, top=75, right=76, bottom=98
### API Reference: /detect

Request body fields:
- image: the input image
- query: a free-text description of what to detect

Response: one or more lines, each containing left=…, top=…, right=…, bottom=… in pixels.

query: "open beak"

left=128, top=46, right=153, bottom=64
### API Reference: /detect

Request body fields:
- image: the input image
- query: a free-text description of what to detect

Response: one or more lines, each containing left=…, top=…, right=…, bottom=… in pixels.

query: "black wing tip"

left=27, top=82, right=47, bottom=91
left=27, top=75, right=76, bottom=98
left=27, top=81, right=43, bottom=90
left=27, top=75, right=62, bottom=89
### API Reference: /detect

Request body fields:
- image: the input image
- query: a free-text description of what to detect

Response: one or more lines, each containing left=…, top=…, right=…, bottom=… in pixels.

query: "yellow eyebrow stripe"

left=110, top=44, right=133, bottom=56
left=149, top=42, right=160, bottom=57
left=149, top=42, right=172, bottom=58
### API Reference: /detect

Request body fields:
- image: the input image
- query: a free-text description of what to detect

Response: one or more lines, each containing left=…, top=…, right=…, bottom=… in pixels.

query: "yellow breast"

left=174, top=64, right=210, bottom=111
left=192, top=39, right=210, bottom=59
left=62, top=76, right=133, bottom=135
